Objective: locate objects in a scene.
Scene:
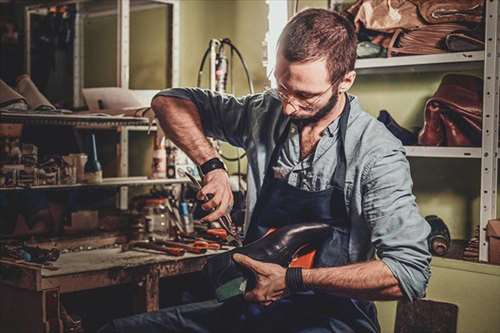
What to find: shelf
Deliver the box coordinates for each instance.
[0,111,150,128]
[404,146,481,158]
[0,177,189,191]
[355,51,484,74]
[432,256,500,277]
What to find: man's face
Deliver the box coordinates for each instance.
[274,52,338,121]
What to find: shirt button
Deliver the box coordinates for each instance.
[290,126,297,134]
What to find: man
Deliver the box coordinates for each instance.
[101,8,431,333]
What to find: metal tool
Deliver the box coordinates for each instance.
[122,241,185,257]
[151,238,207,254]
[184,171,242,246]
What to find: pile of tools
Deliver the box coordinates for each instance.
[125,171,242,257]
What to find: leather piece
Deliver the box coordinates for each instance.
[418,74,483,147]
[347,0,426,33]
[441,113,474,147]
[15,74,55,111]
[204,223,332,301]
[389,23,471,56]
[418,102,444,146]
[410,0,484,24]
[445,30,485,52]
[428,74,483,116]
[377,110,417,145]
[0,79,26,108]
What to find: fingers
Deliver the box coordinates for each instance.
[233,253,267,275]
[197,170,234,223]
[243,290,280,305]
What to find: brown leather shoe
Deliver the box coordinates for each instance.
[418,102,445,146]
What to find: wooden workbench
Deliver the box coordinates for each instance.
[0,246,226,333]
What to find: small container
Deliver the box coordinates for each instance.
[143,198,173,239]
[179,201,194,235]
[152,137,166,179]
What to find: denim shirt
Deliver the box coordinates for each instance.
[154,88,432,302]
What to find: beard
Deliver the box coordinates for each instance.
[292,88,341,126]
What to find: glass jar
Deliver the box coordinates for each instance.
[142,198,174,239]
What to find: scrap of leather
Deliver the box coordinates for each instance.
[445,30,485,52]
[15,74,55,111]
[409,0,484,24]
[441,113,474,147]
[389,23,471,56]
[203,223,331,301]
[428,74,482,117]
[347,0,426,33]
[0,79,26,108]
[419,74,483,147]
[418,102,444,146]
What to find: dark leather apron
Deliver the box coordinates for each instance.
[244,100,380,333]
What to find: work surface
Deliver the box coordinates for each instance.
[42,247,228,277]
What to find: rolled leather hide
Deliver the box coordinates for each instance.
[410,0,484,25]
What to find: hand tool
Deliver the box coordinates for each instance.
[151,239,207,254]
[179,236,225,250]
[123,241,185,257]
[184,171,242,246]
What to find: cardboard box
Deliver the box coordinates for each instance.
[487,219,500,265]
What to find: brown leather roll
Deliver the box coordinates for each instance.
[15,74,55,111]
[389,23,470,56]
[410,0,484,25]
[0,79,26,108]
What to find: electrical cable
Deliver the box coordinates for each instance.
[196,38,254,192]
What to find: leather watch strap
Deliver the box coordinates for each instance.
[199,157,226,175]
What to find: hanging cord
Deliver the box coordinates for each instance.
[196,38,255,193]
[295,0,300,14]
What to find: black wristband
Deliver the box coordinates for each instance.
[199,157,226,176]
[285,267,304,292]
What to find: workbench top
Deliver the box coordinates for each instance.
[41,247,230,277]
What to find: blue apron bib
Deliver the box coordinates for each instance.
[244,99,380,333]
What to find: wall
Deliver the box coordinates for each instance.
[84,4,170,89]
[83,1,500,331]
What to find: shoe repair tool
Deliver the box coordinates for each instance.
[0,243,60,264]
[184,171,242,246]
[179,235,225,250]
[150,238,207,254]
[122,241,185,257]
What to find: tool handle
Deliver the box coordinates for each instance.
[206,228,228,240]
[156,240,207,254]
[135,242,186,256]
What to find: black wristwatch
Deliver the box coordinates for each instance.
[199,157,227,176]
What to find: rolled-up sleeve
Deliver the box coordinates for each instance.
[361,148,432,302]
[154,88,257,149]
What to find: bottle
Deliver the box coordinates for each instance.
[425,215,451,256]
[152,137,166,179]
[179,201,194,235]
[84,133,102,184]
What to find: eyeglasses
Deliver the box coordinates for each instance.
[269,68,335,112]
[276,82,334,112]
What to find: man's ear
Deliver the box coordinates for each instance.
[338,71,356,93]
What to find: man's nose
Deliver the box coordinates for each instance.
[282,101,297,116]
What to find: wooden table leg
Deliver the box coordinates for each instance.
[132,270,160,314]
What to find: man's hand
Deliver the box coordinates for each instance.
[233,253,287,306]
[198,169,233,222]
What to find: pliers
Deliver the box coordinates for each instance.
[184,171,243,246]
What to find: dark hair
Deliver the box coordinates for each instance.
[279,8,357,83]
